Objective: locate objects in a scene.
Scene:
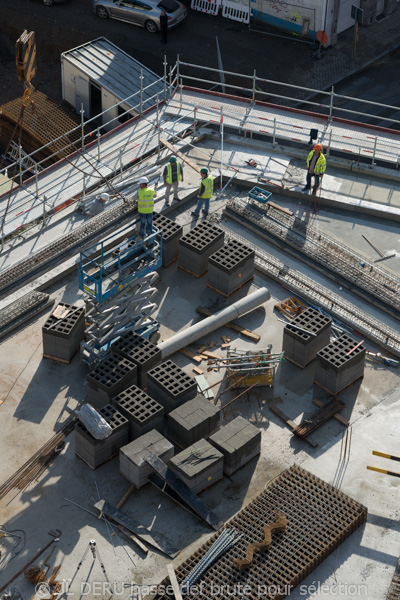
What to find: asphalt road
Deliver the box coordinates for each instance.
[1,0,315,106]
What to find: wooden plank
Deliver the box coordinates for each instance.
[167,564,183,600]
[179,348,203,363]
[146,454,223,530]
[196,306,260,341]
[198,345,207,354]
[116,484,135,510]
[202,350,223,359]
[312,398,349,426]
[117,525,149,554]
[269,406,318,448]
[267,201,294,216]
[160,138,201,173]
[193,367,204,375]
[296,398,344,438]
[94,499,180,558]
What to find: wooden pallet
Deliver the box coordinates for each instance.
[162,256,178,268]
[178,265,206,279]
[274,296,307,320]
[313,375,364,396]
[43,352,74,365]
[207,276,254,298]
[270,397,345,447]
[283,355,312,369]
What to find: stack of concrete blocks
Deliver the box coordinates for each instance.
[208,416,261,476]
[152,212,183,267]
[112,384,164,441]
[167,395,220,448]
[282,307,331,368]
[178,221,224,277]
[147,360,198,413]
[169,439,224,494]
[111,331,161,389]
[119,429,174,488]
[314,334,366,395]
[42,303,85,362]
[86,354,137,410]
[207,239,255,296]
[75,404,129,469]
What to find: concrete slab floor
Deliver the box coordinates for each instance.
[0,144,400,599]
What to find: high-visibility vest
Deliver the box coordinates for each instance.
[138,187,155,213]
[306,150,326,175]
[199,176,213,199]
[165,162,182,184]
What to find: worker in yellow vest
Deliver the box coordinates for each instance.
[163,156,184,206]
[137,176,156,238]
[303,143,326,193]
[192,168,214,218]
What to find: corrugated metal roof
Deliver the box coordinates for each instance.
[61,37,165,109]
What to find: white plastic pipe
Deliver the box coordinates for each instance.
[158,287,270,359]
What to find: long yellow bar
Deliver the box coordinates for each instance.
[367,465,400,478]
[372,450,400,462]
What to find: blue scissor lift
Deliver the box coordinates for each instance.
[79,223,162,364]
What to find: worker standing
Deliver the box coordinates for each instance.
[163,156,184,206]
[192,168,213,218]
[160,9,168,44]
[137,176,156,238]
[303,143,326,193]
[89,192,109,218]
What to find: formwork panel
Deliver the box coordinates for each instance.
[152,464,367,600]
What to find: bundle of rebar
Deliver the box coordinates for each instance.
[181,528,242,591]
[0,416,76,500]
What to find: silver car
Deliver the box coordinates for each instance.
[93,0,187,33]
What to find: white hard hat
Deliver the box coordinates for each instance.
[139,176,149,184]
[100,193,109,201]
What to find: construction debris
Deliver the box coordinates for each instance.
[274,296,307,320]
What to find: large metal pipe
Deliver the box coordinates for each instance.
[158,287,270,359]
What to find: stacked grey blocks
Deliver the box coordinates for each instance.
[282,307,331,368]
[209,416,261,476]
[75,404,129,470]
[167,395,220,448]
[119,429,174,488]
[208,239,255,296]
[147,360,197,413]
[178,221,224,277]
[169,439,224,494]
[87,354,137,409]
[152,212,183,266]
[314,333,365,395]
[111,331,161,389]
[112,384,164,440]
[42,303,85,362]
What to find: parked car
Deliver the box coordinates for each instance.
[41,0,68,5]
[93,0,187,32]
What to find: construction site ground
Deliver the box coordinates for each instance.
[0,127,400,599]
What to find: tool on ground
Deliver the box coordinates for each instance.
[245,159,258,167]
[69,540,110,592]
[181,529,242,590]
[0,532,61,594]
[366,350,399,368]
[361,234,385,258]
[248,186,272,204]
[374,253,396,263]
[367,450,400,479]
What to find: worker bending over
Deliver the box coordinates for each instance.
[89,193,109,218]
[192,168,213,218]
[137,176,156,238]
[163,155,183,206]
[303,143,326,194]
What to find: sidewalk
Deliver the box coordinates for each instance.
[298,7,400,95]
